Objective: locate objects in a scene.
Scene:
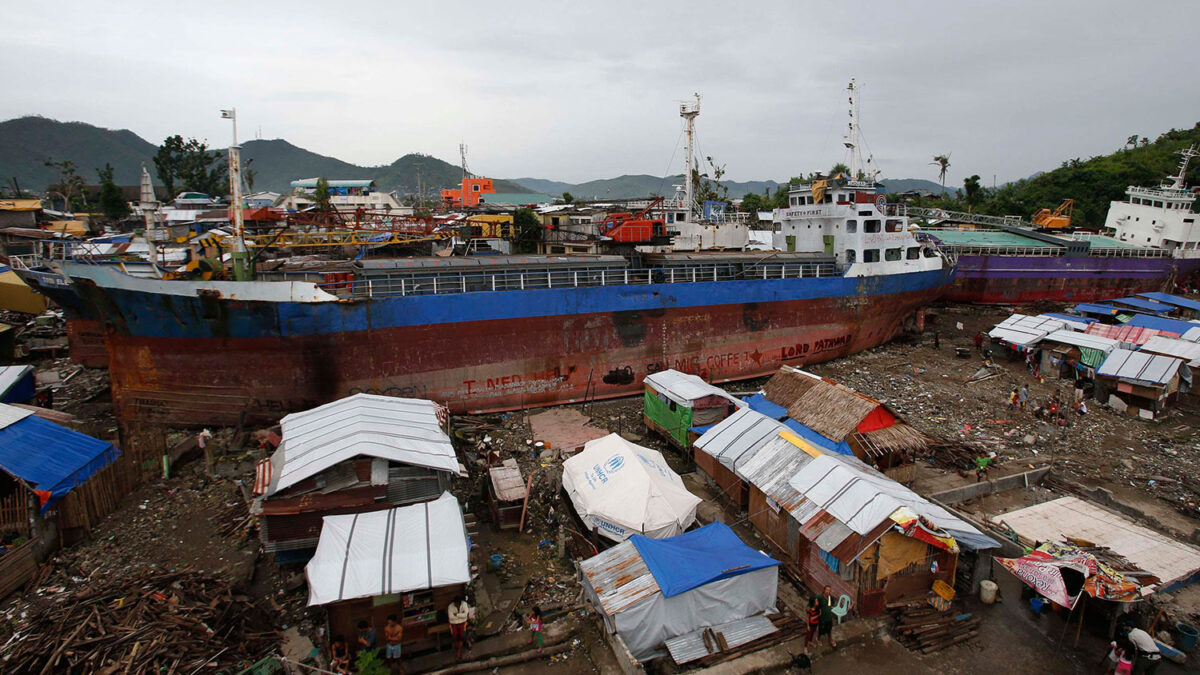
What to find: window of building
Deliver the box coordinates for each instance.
[472,185,480,192]
[864,219,881,233]
[846,220,857,233]
[885,247,902,261]
[863,248,880,262]
[790,197,799,206]
[885,219,903,232]
[845,249,857,263]
[1155,201,1164,208]
[859,210,872,216]
[907,247,921,260]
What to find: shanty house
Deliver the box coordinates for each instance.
[1037,329,1122,380]
[1139,335,1200,367]
[694,408,997,615]
[1094,350,1189,418]
[693,407,791,509]
[253,394,461,559]
[305,492,470,653]
[486,458,526,530]
[987,313,1071,352]
[562,434,700,543]
[642,369,743,448]
[578,522,780,662]
[1138,292,1200,320]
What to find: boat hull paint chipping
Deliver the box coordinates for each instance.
[944,255,1188,305]
[66,264,953,425]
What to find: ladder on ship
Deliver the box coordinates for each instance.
[908,207,1033,229]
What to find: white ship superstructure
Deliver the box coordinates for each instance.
[1105,145,1200,258]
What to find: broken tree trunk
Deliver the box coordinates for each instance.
[424,642,570,675]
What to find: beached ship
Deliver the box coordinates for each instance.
[51,90,954,426]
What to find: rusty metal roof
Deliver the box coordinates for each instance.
[664,614,779,665]
[488,459,526,502]
[579,540,661,615]
[694,408,789,472]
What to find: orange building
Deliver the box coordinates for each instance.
[441,177,495,208]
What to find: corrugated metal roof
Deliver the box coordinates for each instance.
[1073,303,1121,316]
[0,402,33,431]
[1042,329,1120,353]
[992,496,1200,590]
[994,313,1067,334]
[1183,327,1200,343]
[488,459,526,501]
[1096,350,1183,386]
[268,394,456,495]
[1126,314,1200,336]
[644,369,742,407]
[1036,313,1092,331]
[1140,336,1200,366]
[1139,292,1200,313]
[1084,323,1162,345]
[1113,297,1174,313]
[694,408,789,472]
[989,326,1048,347]
[736,435,815,512]
[579,539,661,615]
[665,614,779,664]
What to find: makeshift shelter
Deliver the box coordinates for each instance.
[486,459,526,529]
[562,434,700,543]
[0,403,119,514]
[253,394,460,556]
[988,314,1069,348]
[1112,296,1174,315]
[1071,303,1122,320]
[1038,329,1122,380]
[694,408,791,508]
[997,542,1142,610]
[992,497,1200,594]
[1139,335,1200,367]
[1125,314,1198,336]
[578,522,780,661]
[305,492,470,650]
[1084,322,1164,346]
[642,370,743,448]
[0,366,35,404]
[1040,313,1096,331]
[1138,292,1200,320]
[1094,350,1189,418]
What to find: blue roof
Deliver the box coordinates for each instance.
[0,366,35,404]
[1126,314,1200,335]
[1112,297,1174,314]
[630,522,779,597]
[742,393,787,420]
[1138,292,1200,313]
[1073,303,1120,316]
[781,418,855,456]
[0,412,120,512]
[1041,312,1098,325]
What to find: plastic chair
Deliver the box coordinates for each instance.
[831,594,852,624]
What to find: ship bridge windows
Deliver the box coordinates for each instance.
[863,248,880,263]
[906,247,921,260]
[923,248,938,258]
[1155,201,1164,208]
[845,220,857,233]
[864,219,881,233]
[885,219,903,232]
[885,248,902,261]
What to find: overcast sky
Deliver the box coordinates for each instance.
[4,1,1198,187]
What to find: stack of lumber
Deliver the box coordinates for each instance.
[889,601,980,653]
[689,613,803,668]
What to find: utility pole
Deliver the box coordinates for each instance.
[680,94,700,222]
[222,108,251,281]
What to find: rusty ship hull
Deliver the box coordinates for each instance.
[64,262,953,426]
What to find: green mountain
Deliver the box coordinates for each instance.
[970,124,1200,227]
[507,175,951,200]
[0,116,530,196]
[0,116,157,189]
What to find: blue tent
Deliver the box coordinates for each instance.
[1138,292,1200,313]
[629,521,780,597]
[0,407,120,512]
[1125,314,1200,335]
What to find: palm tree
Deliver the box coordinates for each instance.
[931,154,951,194]
[1126,135,1139,151]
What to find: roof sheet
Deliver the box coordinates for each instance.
[0,199,43,212]
[290,178,375,189]
[488,459,526,501]
[1185,327,1200,343]
[1042,329,1120,353]
[989,313,1071,346]
[1072,303,1121,316]
[578,539,660,615]
[1096,350,1183,386]
[0,405,119,511]
[630,522,779,597]
[644,370,742,407]
[305,492,470,605]
[1084,323,1163,346]
[741,393,788,420]
[1039,313,1096,330]
[665,614,779,665]
[695,408,790,472]
[992,496,1200,590]
[1126,314,1199,336]
[0,365,35,402]
[1112,297,1174,313]
[269,394,456,494]
[1140,336,1200,366]
[1138,292,1200,313]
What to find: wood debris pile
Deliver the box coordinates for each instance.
[1,568,275,673]
[889,601,980,653]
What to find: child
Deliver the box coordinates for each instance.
[330,635,351,675]
[1114,646,1133,675]
[384,615,404,673]
[528,606,544,654]
[804,596,821,655]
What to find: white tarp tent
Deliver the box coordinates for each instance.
[305,492,470,606]
[643,370,745,408]
[562,434,700,542]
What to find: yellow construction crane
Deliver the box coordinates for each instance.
[1031,199,1074,229]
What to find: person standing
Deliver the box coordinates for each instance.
[975,453,991,482]
[356,619,377,652]
[804,596,821,655]
[974,331,985,354]
[1127,625,1162,675]
[448,595,471,661]
[1009,388,1019,410]
[818,585,837,649]
[527,606,545,654]
[932,332,940,350]
[384,615,404,674]
[1019,386,1028,412]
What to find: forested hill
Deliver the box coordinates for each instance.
[970,124,1200,227]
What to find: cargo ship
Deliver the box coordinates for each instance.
[923,146,1200,304]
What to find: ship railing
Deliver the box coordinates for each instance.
[6,254,39,270]
[1087,247,1171,258]
[939,245,1066,257]
[315,262,841,298]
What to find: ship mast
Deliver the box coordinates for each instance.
[680,94,700,222]
[1166,145,1198,190]
[138,163,161,276]
[222,108,251,281]
[844,79,861,179]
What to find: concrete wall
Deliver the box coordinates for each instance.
[926,467,1052,506]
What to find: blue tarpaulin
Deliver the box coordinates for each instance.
[1138,292,1200,313]
[1113,297,1174,314]
[630,521,780,597]
[0,410,120,512]
[1072,303,1121,316]
[742,393,787,420]
[1041,312,1097,325]
[781,418,855,456]
[1126,314,1200,335]
[0,366,35,403]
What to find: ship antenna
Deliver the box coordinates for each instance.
[1167,145,1198,190]
[459,143,471,180]
[843,78,861,179]
[679,93,700,222]
[221,107,251,281]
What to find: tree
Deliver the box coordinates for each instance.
[353,649,388,675]
[244,158,255,192]
[1125,135,1140,151]
[44,158,87,211]
[311,177,332,211]
[829,162,850,178]
[739,192,765,213]
[930,154,951,194]
[560,191,574,204]
[154,135,228,198]
[692,155,730,206]
[512,207,543,254]
[963,174,983,212]
[96,163,130,220]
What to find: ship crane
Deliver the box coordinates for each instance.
[1031,199,1075,230]
[597,197,668,243]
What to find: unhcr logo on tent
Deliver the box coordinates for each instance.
[604,454,625,474]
